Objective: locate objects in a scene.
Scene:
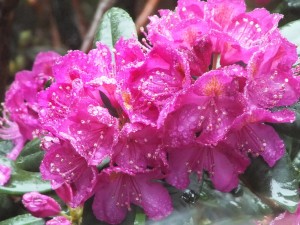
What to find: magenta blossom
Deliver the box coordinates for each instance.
[93,167,172,224]
[40,139,97,208]
[0,51,59,160]
[22,192,61,218]
[115,38,191,125]
[228,108,295,167]
[112,123,167,170]
[5,51,59,140]
[166,143,249,192]
[46,216,71,225]
[159,65,247,146]
[0,164,11,186]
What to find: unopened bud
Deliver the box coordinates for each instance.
[22,192,61,218]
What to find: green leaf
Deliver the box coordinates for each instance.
[164,174,270,225]
[0,194,15,220]
[94,7,137,50]
[0,214,44,225]
[0,156,51,195]
[18,139,41,157]
[16,139,44,172]
[280,19,300,54]
[241,154,299,213]
[0,140,13,156]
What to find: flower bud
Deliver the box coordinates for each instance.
[46,216,71,225]
[0,164,11,186]
[22,192,61,218]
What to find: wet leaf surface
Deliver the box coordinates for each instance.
[0,214,44,225]
[241,154,299,213]
[94,7,137,50]
[0,156,51,195]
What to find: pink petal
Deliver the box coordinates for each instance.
[46,216,71,225]
[136,172,173,220]
[68,98,118,165]
[112,123,166,170]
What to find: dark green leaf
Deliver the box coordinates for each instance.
[18,139,41,157]
[0,140,13,156]
[163,174,269,225]
[0,194,15,220]
[0,214,44,225]
[94,7,137,50]
[241,154,299,213]
[0,156,51,195]
[16,139,44,172]
[276,0,300,26]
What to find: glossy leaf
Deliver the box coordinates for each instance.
[0,157,51,195]
[16,139,44,172]
[280,19,300,54]
[163,174,270,225]
[0,214,44,225]
[18,139,41,157]
[94,7,137,50]
[0,194,15,220]
[241,154,299,213]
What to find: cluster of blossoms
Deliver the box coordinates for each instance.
[1,0,300,224]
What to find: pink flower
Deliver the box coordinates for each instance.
[22,192,61,218]
[0,51,59,159]
[92,167,172,224]
[40,140,97,208]
[147,0,287,67]
[115,38,191,125]
[5,51,59,140]
[112,123,167,170]
[53,43,113,84]
[159,65,246,146]
[166,143,249,192]
[0,164,11,186]
[227,108,295,167]
[66,98,118,166]
[46,216,71,225]
[245,43,300,108]
[37,43,119,162]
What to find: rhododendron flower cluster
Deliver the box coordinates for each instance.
[1,0,300,224]
[0,51,60,160]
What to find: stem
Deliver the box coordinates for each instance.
[80,0,116,53]
[135,0,160,35]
